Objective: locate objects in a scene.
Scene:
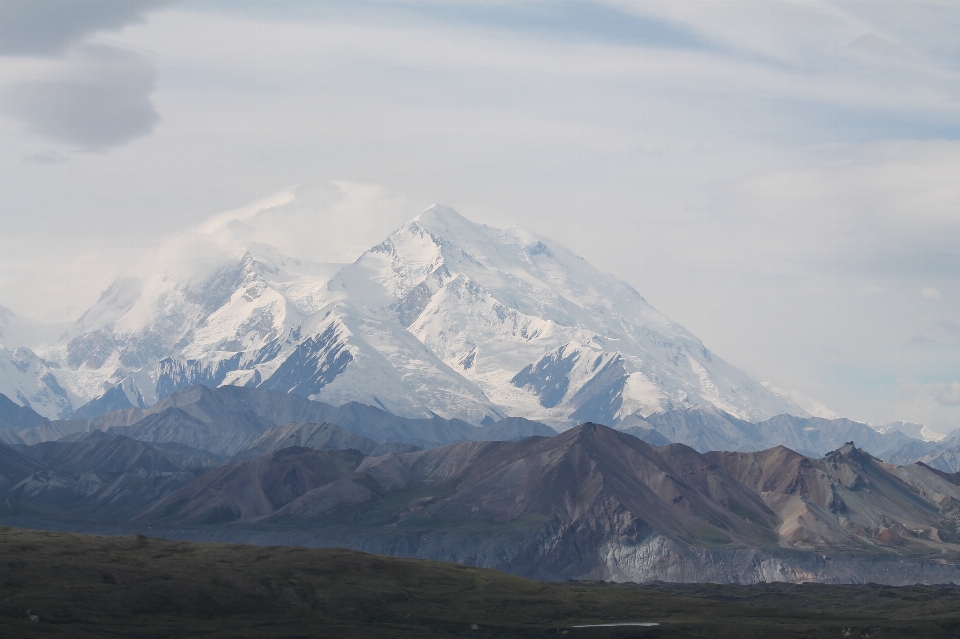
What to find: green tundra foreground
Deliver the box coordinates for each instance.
[2,527,960,638]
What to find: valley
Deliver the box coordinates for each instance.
[4,526,960,638]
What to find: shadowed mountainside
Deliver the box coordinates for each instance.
[0,441,44,490]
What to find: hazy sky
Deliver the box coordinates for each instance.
[1,0,958,430]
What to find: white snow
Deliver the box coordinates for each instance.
[0,204,806,426]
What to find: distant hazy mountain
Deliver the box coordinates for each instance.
[10,386,558,455]
[1,206,803,425]
[880,420,948,442]
[238,422,419,459]
[0,391,49,431]
[624,406,922,460]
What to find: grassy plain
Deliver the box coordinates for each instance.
[2,526,960,638]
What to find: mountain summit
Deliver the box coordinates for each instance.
[5,205,802,425]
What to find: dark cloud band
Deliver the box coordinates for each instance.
[0,0,173,57]
[1,45,159,150]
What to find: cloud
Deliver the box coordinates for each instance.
[0,0,173,56]
[911,320,960,345]
[141,182,412,283]
[22,151,69,165]
[762,383,837,419]
[922,287,942,299]
[936,382,960,406]
[1,44,159,150]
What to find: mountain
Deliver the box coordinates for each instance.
[4,432,214,520]
[17,431,209,475]
[707,444,951,548]
[0,347,72,420]
[12,385,555,455]
[138,447,366,524]
[318,206,801,424]
[0,392,49,431]
[881,420,948,442]
[68,384,147,419]
[0,442,44,491]
[476,417,557,441]
[625,406,763,453]
[238,422,419,459]
[127,423,960,584]
[754,414,918,458]
[621,406,925,461]
[8,422,960,583]
[4,205,803,428]
[0,309,74,420]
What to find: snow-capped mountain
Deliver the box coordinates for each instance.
[6,205,805,426]
[319,206,801,423]
[0,306,74,419]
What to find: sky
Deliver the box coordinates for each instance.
[0,0,958,431]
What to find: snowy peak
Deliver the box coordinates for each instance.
[8,204,805,427]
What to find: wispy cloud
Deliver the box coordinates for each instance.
[938,382,960,406]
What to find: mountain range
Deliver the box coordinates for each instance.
[0,385,557,454]
[0,205,806,428]
[5,383,960,473]
[5,420,960,584]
